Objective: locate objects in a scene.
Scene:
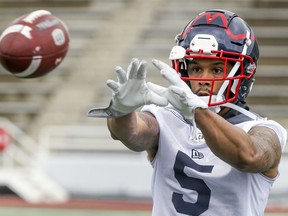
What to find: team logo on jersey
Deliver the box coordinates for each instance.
[193,131,204,142]
[191,149,204,159]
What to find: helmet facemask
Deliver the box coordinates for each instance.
[170,41,256,107]
[170,30,256,110]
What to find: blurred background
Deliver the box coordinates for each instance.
[0,0,287,215]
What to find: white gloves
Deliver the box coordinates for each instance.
[88,58,168,117]
[88,58,207,121]
[148,59,208,123]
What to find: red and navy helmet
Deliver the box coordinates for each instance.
[170,9,259,106]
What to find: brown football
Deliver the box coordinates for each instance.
[0,10,69,78]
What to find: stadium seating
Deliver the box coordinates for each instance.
[0,0,285,137]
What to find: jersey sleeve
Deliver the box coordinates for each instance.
[239,120,287,151]
[256,120,287,151]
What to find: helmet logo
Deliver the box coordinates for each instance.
[182,12,229,38]
[201,12,228,27]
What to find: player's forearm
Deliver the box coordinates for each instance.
[107,112,158,152]
[107,112,140,151]
[195,108,258,170]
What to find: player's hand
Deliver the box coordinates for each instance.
[148,59,208,122]
[88,58,168,118]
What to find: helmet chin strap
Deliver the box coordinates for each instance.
[221,102,259,120]
[199,94,259,120]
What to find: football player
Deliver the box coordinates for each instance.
[88,9,287,216]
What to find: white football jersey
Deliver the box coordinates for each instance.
[141,104,287,216]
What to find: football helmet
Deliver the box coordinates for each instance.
[169,9,259,107]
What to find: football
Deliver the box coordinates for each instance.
[0,10,69,78]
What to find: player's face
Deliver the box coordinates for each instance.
[187,58,233,96]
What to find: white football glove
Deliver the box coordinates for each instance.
[148,59,208,123]
[88,58,168,118]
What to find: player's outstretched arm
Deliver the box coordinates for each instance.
[195,108,283,178]
[107,111,160,160]
[88,58,167,158]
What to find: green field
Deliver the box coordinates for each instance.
[0,207,287,216]
[0,207,150,216]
